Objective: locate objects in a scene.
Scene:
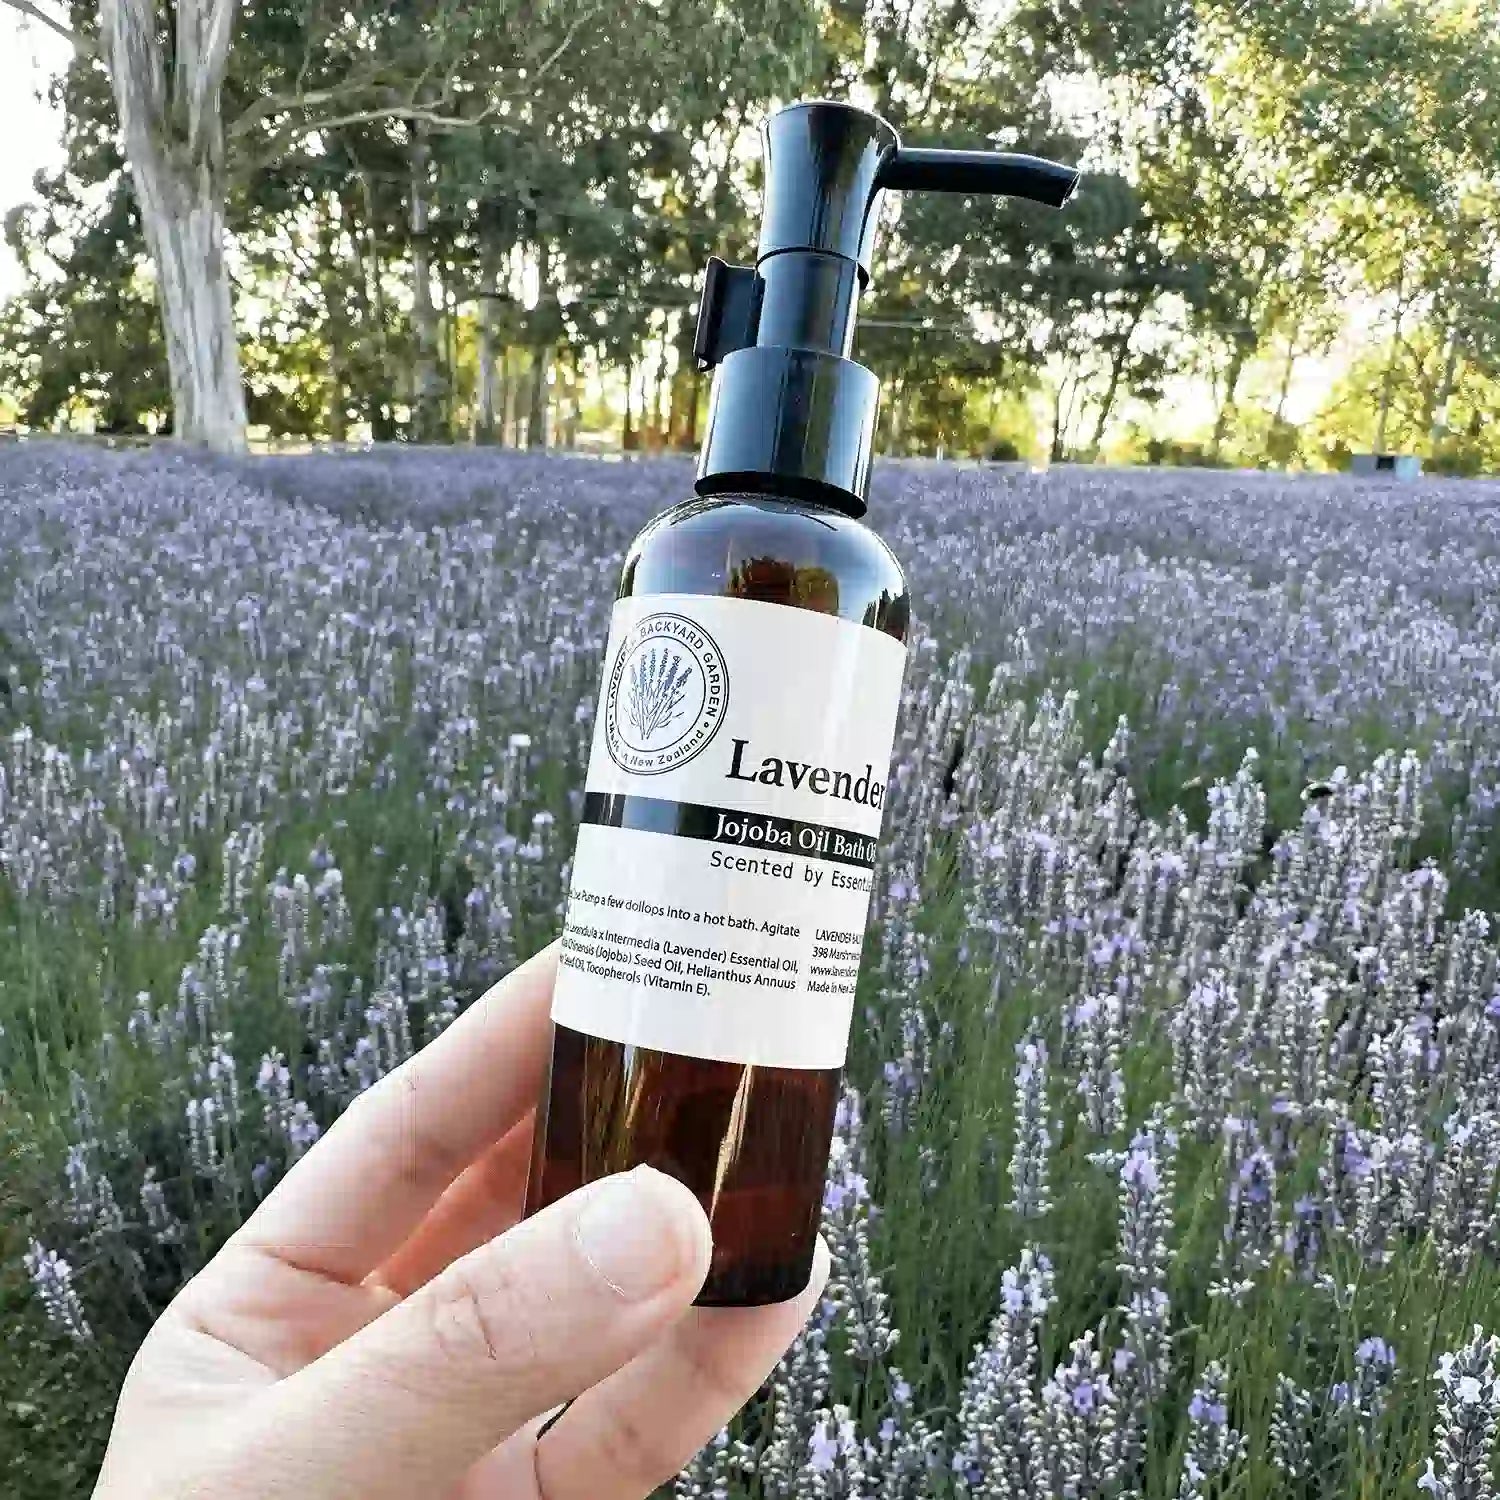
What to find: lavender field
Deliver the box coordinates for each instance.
[8,443,1500,1497]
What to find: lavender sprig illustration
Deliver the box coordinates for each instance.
[627,646,695,741]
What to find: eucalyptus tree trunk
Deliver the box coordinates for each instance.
[1089,300,1147,452]
[100,0,247,451]
[1210,340,1251,461]
[622,355,636,450]
[887,377,906,453]
[1375,271,1410,454]
[562,350,581,449]
[671,310,701,448]
[317,204,349,442]
[648,334,668,449]
[444,262,459,434]
[526,345,550,449]
[1275,342,1298,423]
[475,307,498,443]
[526,244,553,449]
[1427,326,1462,446]
[356,172,397,440]
[408,119,446,442]
[1375,349,1399,453]
[501,347,519,446]
[1049,377,1070,464]
[475,242,502,445]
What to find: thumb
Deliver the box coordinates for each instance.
[246,1167,711,1500]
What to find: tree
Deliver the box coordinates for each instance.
[7,0,247,446]
[4,0,649,449]
[0,36,172,432]
[5,0,1499,464]
[1,176,170,432]
[1216,0,1500,456]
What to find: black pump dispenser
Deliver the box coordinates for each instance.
[694,100,1080,515]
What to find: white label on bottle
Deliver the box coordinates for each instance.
[552,592,907,1069]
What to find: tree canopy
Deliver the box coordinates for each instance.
[3,0,1499,469]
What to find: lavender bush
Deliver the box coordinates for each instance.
[7,442,1500,1497]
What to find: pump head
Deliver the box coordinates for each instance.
[694,99,1080,515]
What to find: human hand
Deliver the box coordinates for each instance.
[94,943,828,1499]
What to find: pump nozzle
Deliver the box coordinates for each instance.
[877,147,1080,208]
[695,99,1080,514]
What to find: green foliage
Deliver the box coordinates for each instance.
[1314,328,1500,472]
[1,176,169,434]
[2,0,1500,466]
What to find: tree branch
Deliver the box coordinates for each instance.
[235,102,516,176]
[178,0,239,159]
[230,4,599,152]
[526,7,598,87]
[1,0,95,55]
[231,77,396,138]
[226,0,597,177]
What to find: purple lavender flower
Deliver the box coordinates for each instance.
[1420,1327,1500,1500]
[953,1249,1054,1497]
[1270,1375,1314,1479]
[24,1240,91,1342]
[1115,1122,1175,1478]
[1171,973,1242,1139]
[1008,1030,1053,1219]
[1178,1363,1245,1499]
[1072,991,1126,1136]
[1038,1329,1122,1499]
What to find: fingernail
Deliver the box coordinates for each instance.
[574,1167,706,1300]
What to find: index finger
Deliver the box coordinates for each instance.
[226,942,558,1284]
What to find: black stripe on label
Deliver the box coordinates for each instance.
[581,791,880,869]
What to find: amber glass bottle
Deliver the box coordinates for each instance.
[525,493,909,1304]
[520,101,1075,1304]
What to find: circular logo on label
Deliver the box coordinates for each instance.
[604,612,729,775]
